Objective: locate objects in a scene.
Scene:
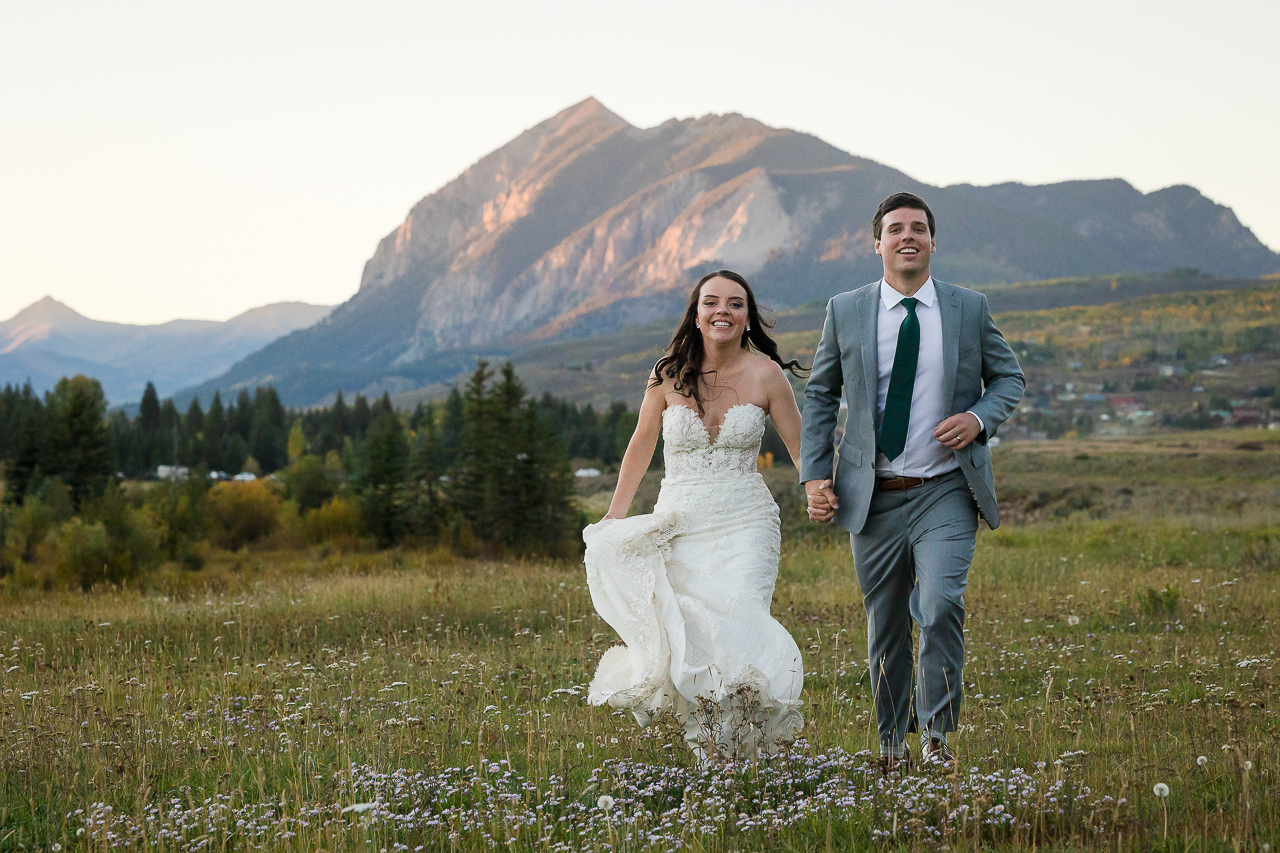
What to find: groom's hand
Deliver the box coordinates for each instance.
[804,479,837,524]
[934,412,981,450]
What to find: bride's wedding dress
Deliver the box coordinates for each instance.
[584,403,804,758]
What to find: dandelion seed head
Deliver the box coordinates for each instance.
[1153,783,1169,797]
[1197,756,1208,766]
[597,795,615,811]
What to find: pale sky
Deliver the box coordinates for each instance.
[2,1,1277,325]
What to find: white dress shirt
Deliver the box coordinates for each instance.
[874,278,981,478]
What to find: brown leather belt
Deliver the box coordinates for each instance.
[876,475,936,492]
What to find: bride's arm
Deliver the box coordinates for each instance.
[763,361,804,468]
[604,373,667,520]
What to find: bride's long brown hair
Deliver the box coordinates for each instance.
[650,269,808,414]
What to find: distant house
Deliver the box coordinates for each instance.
[1232,408,1264,427]
[1108,396,1143,418]
[574,468,602,478]
[232,472,257,482]
[156,465,189,480]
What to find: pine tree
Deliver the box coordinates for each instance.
[204,392,226,473]
[440,387,465,470]
[137,382,162,472]
[404,402,444,540]
[360,410,409,545]
[232,390,254,443]
[249,387,287,473]
[450,361,497,543]
[44,375,112,510]
[183,397,204,467]
[4,383,44,501]
[352,394,372,441]
[158,399,181,466]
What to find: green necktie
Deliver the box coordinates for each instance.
[878,296,919,462]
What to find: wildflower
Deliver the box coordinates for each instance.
[342,803,376,814]
[1153,783,1169,797]
[1243,760,1253,771]
[52,845,62,852]
[77,829,84,837]
[597,795,615,811]
[576,742,585,750]
[1197,756,1208,766]
[1066,615,1080,627]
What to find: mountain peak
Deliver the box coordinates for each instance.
[550,97,629,133]
[7,295,81,322]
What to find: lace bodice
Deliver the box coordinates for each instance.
[662,403,766,481]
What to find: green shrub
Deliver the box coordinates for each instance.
[55,518,111,590]
[207,480,281,550]
[78,481,161,588]
[4,496,58,568]
[145,475,211,562]
[280,454,337,511]
[299,496,365,549]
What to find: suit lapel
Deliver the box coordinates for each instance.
[938,280,961,409]
[856,284,880,416]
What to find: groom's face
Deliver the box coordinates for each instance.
[875,207,935,280]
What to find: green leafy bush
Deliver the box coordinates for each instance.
[281,454,336,511]
[207,480,281,550]
[55,518,111,590]
[299,496,366,549]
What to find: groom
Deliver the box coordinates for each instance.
[800,192,1024,770]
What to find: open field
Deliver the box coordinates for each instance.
[2,431,1278,850]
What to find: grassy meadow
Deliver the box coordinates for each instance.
[2,430,1278,851]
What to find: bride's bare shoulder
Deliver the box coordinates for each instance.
[747,352,787,379]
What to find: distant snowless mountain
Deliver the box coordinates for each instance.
[182,97,1279,407]
[0,298,331,405]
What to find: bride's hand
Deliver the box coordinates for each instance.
[804,479,837,524]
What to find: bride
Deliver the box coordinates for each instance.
[584,269,809,759]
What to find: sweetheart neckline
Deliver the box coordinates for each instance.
[663,402,765,448]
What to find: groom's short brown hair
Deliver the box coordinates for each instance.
[872,192,936,240]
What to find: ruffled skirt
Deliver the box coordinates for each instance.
[584,472,804,758]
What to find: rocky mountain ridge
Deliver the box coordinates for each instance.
[184,97,1280,406]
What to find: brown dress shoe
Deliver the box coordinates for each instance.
[879,744,911,776]
[923,737,956,766]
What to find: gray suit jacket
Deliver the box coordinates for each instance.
[800,280,1025,533]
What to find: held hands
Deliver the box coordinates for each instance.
[934,412,981,450]
[805,479,838,524]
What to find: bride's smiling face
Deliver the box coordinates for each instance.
[697,277,749,345]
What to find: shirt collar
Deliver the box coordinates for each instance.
[880,277,936,311]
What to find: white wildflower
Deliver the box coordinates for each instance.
[1066,615,1080,627]
[1197,755,1208,766]
[597,794,615,811]
[1153,782,1169,797]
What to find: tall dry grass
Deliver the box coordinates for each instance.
[1,432,1278,850]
